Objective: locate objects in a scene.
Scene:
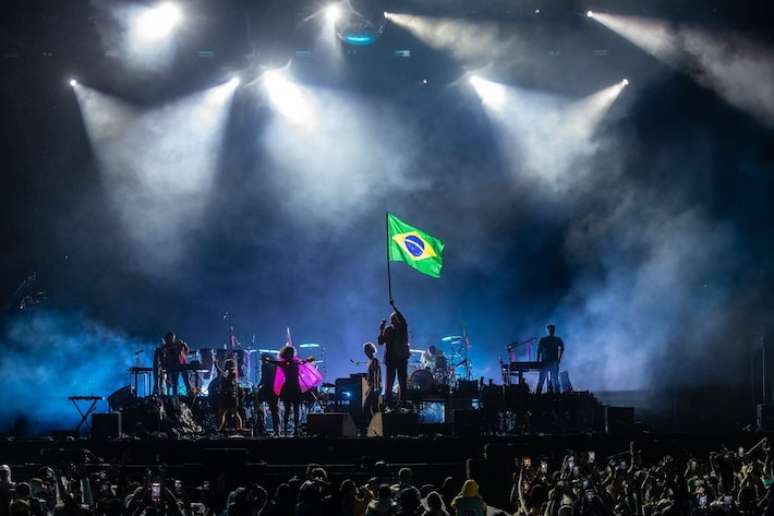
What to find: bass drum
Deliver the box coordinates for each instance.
[409,369,435,394]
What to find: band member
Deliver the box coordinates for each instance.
[536,324,564,394]
[215,359,244,431]
[363,342,381,427]
[264,346,318,436]
[378,300,410,408]
[421,345,449,384]
[160,332,191,396]
[420,345,438,370]
[257,353,280,437]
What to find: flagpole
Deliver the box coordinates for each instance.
[386,211,393,304]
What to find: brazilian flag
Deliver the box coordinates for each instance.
[387,212,445,278]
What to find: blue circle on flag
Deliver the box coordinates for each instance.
[404,235,425,257]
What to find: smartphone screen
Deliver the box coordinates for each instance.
[151,483,161,502]
[588,451,595,463]
[541,461,548,473]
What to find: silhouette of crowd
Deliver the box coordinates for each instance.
[3,437,774,516]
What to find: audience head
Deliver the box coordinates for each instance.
[398,467,413,484]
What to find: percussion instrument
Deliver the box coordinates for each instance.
[409,369,435,394]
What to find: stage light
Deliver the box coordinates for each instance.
[622,78,629,86]
[135,2,182,43]
[469,75,506,112]
[334,1,386,46]
[325,4,342,22]
[587,10,594,17]
[262,70,316,127]
[229,76,241,87]
[69,79,78,87]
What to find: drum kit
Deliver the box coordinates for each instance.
[407,333,473,395]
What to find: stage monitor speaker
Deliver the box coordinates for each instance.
[91,412,121,440]
[605,406,634,434]
[453,409,482,437]
[307,412,358,438]
[367,411,419,437]
[334,375,367,424]
[107,385,135,411]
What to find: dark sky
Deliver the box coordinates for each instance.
[2,0,774,430]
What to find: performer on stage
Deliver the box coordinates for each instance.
[363,342,381,427]
[160,332,191,396]
[378,300,410,408]
[257,352,280,437]
[421,345,449,385]
[420,345,439,370]
[536,324,564,394]
[264,346,321,436]
[215,359,244,432]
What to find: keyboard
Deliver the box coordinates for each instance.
[504,361,542,372]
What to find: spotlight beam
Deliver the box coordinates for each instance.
[590,11,774,127]
[262,70,317,128]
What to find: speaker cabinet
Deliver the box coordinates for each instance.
[307,412,358,437]
[107,385,135,411]
[91,412,122,440]
[367,411,419,437]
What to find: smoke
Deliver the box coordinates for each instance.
[261,84,432,222]
[558,196,740,391]
[385,13,524,62]
[471,78,628,190]
[74,82,237,277]
[0,311,146,434]
[591,12,774,127]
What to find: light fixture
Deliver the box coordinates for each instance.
[325,4,342,22]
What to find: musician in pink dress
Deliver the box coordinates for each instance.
[263,345,323,436]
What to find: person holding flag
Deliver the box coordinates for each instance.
[378,300,410,408]
[379,212,445,408]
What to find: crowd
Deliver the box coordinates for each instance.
[2,438,774,516]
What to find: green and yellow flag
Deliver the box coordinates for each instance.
[387,212,445,278]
